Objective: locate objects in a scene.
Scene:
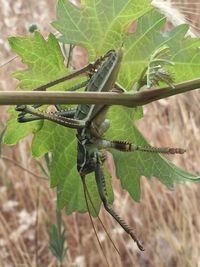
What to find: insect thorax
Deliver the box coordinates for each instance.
[76,125,106,175]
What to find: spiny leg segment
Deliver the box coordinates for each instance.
[93,139,186,251]
[94,159,144,251]
[82,176,120,256]
[97,140,186,155]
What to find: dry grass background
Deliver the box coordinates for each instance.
[0,1,200,266]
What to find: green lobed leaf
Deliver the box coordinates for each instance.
[169,36,200,82]
[4,1,200,215]
[4,32,84,145]
[3,32,102,215]
[52,0,152,58]
[119,10,200,89]
[107,10,200,197]
[120,11,189,89]
[9,32,68,90]
[106,106,200,201]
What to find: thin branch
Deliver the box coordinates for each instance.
[0,78,199,107]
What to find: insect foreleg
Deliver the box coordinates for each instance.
[17,107,77,123]
[94,160,144,251]
[17,114,45,123]
[33,48,112,92]
[97,140,186,154]
[34,65,93,91]
[16,105,85,129]
[67,79,90,92]
[31,79,89,111]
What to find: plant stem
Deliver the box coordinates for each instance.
[0,78,200,107]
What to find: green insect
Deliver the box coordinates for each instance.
[15,47,185,252]
[136,45,175,90]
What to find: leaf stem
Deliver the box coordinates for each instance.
[0,78,200,107]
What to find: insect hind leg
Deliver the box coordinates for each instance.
[94,161,144,251]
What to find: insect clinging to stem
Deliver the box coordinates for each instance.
[15,47,186,252]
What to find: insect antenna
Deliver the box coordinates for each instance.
[0,56,19,69]
[81,175,111,267]
[83,178,120,256]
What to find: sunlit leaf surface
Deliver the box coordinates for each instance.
[4,0,200,214]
